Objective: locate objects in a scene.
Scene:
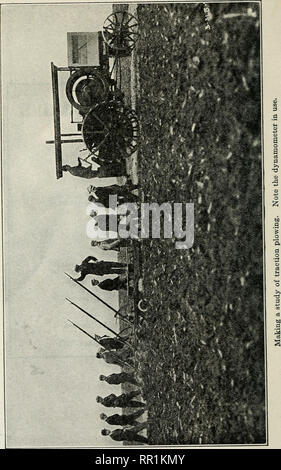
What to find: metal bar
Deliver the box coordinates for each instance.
[98,31,103,65]
[58,66,100,72]
[46,139,84,144]
[57,66,72,71]
[61,133,82,137]
[68,320,135,369]
[68,320,104,347]
[50,63,63,179]
[70,69,74,124]
[67,318,133,351]
[110,56,118,78]
[65,273,133,326]
[71,103,74,124]
[60,139,84,143]
[99,31,109,70]
[66,298,120,337]
[66,298,133,348]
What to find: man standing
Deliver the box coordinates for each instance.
[100,410,144,426]
[88,209,118,234]
[96,351,124,367]
[74,256,127,281]
[96,348,133,367]
[98,346,132,362]
[91,146,127,177]
[91,277,128,292]
[96,391,145,408]
[101,423,148,444]
[95,334,129,351]
[99,372,139,386]
[91,239,129,251]
[62,157,100,179]
[88,183,139,206]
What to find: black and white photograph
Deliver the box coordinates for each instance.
[1,1,267,448]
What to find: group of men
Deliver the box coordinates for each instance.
[74,254,135,296]
[65,153,138,292]
[66,155,147,443]
[74,179,138,290]
[97,373,148,444]
[94,333,147,443]
[83,332,147,443]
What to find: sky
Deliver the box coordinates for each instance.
[1,2,126,448]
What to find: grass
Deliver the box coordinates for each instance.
[133,3,265,445]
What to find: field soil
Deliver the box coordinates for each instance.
[132,3,265,445]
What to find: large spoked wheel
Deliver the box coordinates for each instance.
[82,101,139,157]
[65,69,110,113]
[102,11,139,55]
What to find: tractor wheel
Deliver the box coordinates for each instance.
[65,69,109,112]
[82,100,139,157]
[102,11,139,56]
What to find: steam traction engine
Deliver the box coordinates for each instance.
[47,11,139,179]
